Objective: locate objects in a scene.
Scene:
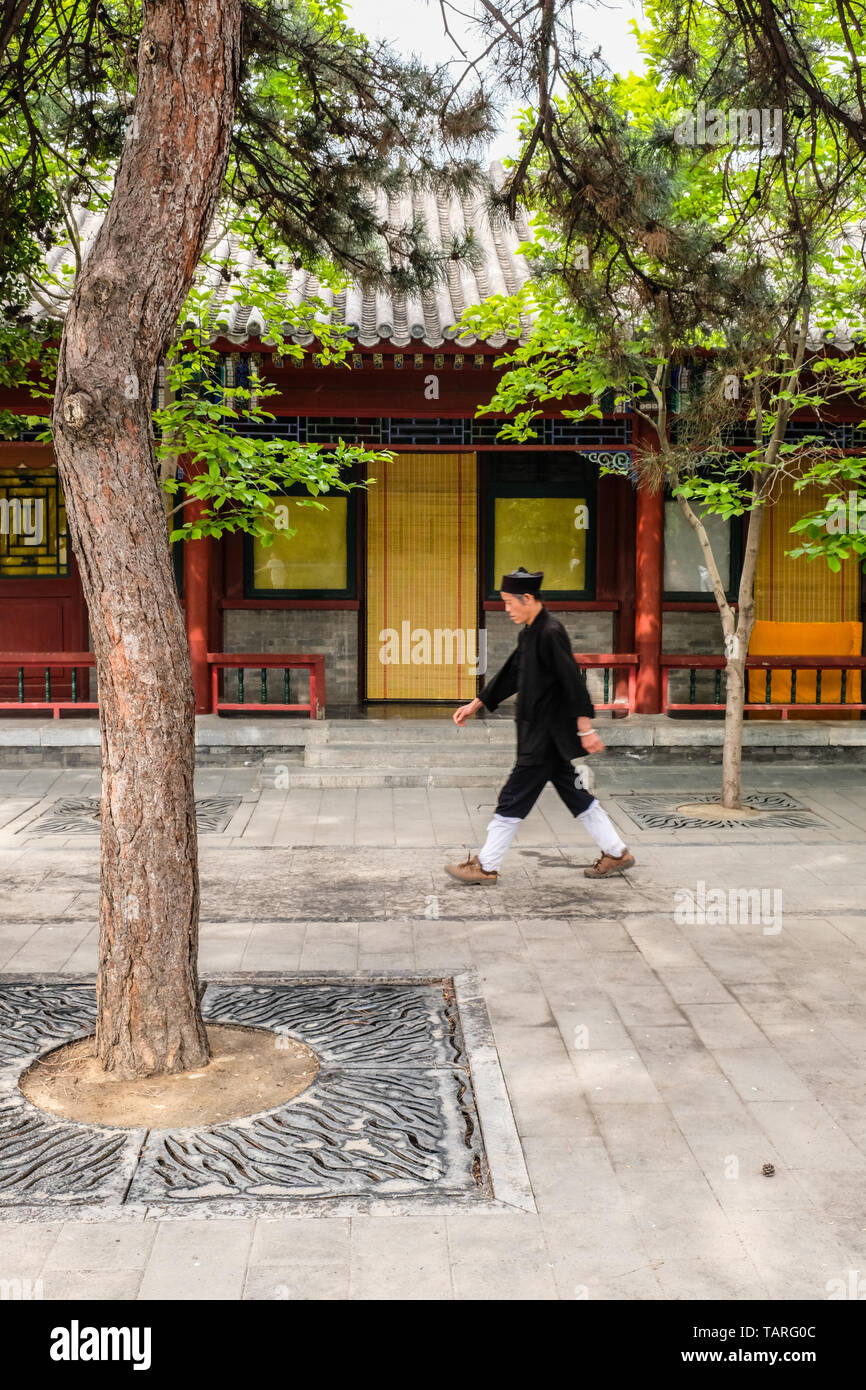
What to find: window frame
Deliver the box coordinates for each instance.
[662,492,742,602]
[243,487,357,600]
[0,467,70,580]
[484,478,598,600]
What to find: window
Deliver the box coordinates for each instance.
[664,498,738,599]
[245,493,355,598]
[485,455,596,599]
[0,469,68,577]
[494,496,590,593]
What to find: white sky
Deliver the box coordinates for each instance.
[345,0,647,158]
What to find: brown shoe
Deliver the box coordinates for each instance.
[445,854,498,886]
[584,850,635,878]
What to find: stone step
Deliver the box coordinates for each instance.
[305,720,516,745]
[274,765,596,790]
[305,741,516,768]
[274,768,509,788]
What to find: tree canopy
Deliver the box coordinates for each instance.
[0,0,499,536]
[0,0,494,310]
[453,0,866,806]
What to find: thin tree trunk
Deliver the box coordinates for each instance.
[721,652,746,808]
[661,322,808,812]
[51,1,242,1078]
[721,494,766,807]
[719,320,811,805]
[674,488,747,805]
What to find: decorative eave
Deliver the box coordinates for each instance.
[26,162,535,352]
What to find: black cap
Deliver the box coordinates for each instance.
[500,567,543,595]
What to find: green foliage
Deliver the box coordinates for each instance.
[0,2,134,307]
[157,257,390,543]
[0,317,56,440]
[1,238,392,541]
[788,448,866,567]
[464,3,866,590]
[0,1,493,313]
[643,0,866,159]
[0,0,493,555]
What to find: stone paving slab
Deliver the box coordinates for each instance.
[0,764,864,1299]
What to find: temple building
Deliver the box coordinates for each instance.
[0,173,863,720]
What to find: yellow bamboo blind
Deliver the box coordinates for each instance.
[366,453,478,700]
[756,480,860,622]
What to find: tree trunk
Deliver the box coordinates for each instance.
[51,2,242,1078]
[673,489,747,808]
[720,494,765,809]
[721,650,746,808]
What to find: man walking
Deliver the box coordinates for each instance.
[445,567,634,884]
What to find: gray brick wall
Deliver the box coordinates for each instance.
[482,609,616,709]
[663,611,724,707]
[663,611,723,655]
[223,610,358,706]
[221,607,619,710]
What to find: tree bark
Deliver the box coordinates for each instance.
[721,496,765,808]
[720,651,746,808]
[51,1,242,1078]
[674,489,746,806]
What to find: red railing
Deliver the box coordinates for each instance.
[2,649,861,723]
[574,653,638,712]
[0,653,97,718]
[207,653,325,718]
[661,654,866,718]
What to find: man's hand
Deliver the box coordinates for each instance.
[578,718,604,755]
[454,697,482,727]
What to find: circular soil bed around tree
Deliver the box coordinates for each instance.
[674,802,765,821]
[19,1025,319,1128]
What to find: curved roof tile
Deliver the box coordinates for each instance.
[26,163,531,350]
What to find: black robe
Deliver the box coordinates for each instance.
[479,606,595,765]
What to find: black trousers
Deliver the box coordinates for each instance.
[494,750,595,820]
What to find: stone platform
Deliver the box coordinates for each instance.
[0,713,864,779]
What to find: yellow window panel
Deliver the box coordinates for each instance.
[252,497,348,592]
[494,496,588,592]
[756,480,859,623]
[0,469,67,578]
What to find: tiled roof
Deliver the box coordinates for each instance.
[27,162,533,351]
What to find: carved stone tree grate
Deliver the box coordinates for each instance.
[0,979,490,1214]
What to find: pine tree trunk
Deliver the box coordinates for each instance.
[51,2,242,1078]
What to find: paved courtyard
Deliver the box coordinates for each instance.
[1,759,865,1300]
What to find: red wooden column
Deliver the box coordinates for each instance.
[612,474,636,713]
[634,478,664,713]
[183,494,214,715]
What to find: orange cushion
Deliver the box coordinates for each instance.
[747,621,862,719]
